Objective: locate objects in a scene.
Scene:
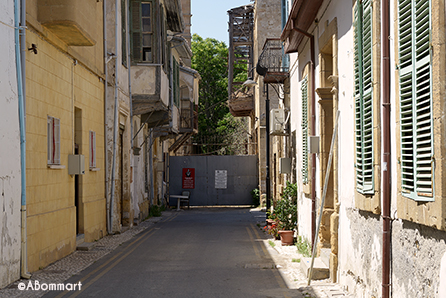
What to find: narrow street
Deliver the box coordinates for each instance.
[42,208,302,298]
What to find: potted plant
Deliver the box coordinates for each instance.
[274,182,297,245]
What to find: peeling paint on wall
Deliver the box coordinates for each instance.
[0,0,21,287]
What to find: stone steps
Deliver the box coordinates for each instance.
[300,248,331,280]
[76,234,97,251]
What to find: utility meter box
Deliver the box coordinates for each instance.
[270,109,288,136]
[68,155,85,175]
[279,158,292,174]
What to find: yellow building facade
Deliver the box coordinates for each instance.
[25,0,106,272]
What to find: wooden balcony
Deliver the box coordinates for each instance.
[228,89,254,117]
[132,65,171,128]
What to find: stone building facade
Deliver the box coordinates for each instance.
[282,0,446,296]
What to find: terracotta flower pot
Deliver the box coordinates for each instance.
[266,219,274,230]
[279,230,294,246]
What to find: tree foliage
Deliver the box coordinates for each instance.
[191,34,248,155]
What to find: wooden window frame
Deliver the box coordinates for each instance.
[89,130,96,169]
[354,0,374,195]
[47,116,61,165]
[301,75,309,185]
[130,0,156,63]
[398,0,434,202]
[173,57,180,107]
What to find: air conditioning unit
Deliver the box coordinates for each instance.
[270,108,289,136]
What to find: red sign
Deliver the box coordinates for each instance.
[182,168,195,189]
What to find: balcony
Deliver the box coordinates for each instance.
[228,88,254,117]
[178,66,199,133]
[227,4,254,117]
[179,102,198,133]
[37,0,96,46]
[256,39,289,84]
[132,65,170,128]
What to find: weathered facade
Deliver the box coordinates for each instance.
[0,0,199,285]
[128,0,199,210]
[281,0,446,296]
[24,0,107,271]
[0,1,22,287]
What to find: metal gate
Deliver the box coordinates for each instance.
[169,155,258,206]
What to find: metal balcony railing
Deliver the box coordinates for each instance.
[257,39,289,83]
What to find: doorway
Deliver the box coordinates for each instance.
[74,107,83,235]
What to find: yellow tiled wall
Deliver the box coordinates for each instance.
[25,17,105,271]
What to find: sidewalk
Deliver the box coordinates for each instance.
[250,208,353,298]
[0,213,168,298]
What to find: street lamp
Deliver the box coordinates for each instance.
[242,78,257,88]
[255,64,271,212]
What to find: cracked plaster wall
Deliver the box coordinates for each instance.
[0,0,21,287]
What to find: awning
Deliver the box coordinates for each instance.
[280,0,323,53]
[171,36,193,60]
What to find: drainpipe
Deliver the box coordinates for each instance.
[291,25,316,248]
[103,0,110,233]
[149,129,154,206]
[15,0,31,280]
[266,84,271,211]
[127,1,135,222]
[128,3,133,150]
[109,0,120,234]
[382,0,391,297]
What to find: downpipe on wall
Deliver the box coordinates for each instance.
[109,0,120,234]
[382,0,392,297]
[15,0,31,279]
[103,0,110,234]
[291,24,316,248]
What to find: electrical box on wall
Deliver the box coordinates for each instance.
[279,158,292,174]
[309,136,320,154]
[270,109,289,136]
[68,155,85,175]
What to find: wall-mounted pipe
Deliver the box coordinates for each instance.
[109,0,120,234]
[15,0,31,279]
[103,0,111,234]
[382,0,391,296]
[291,24,316,248]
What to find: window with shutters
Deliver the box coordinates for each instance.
[130,0,155,63]
[398,0,433,201]
[354,0,374,194]
[47,116,61,165]
[173,57,180,107]
[301,75,309,184]
[89,131,96,169]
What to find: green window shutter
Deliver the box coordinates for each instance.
[398,0,433,201]
[354,0,374,194]
[301,76,308,184]
[173,57,180,107]
[131,1,141,62]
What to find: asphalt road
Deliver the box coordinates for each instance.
[43,208,303,298]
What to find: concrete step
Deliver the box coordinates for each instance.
[76,234,85,246]
[76,242,97,251]
[300,257,329,280]
[320,248,331,267]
